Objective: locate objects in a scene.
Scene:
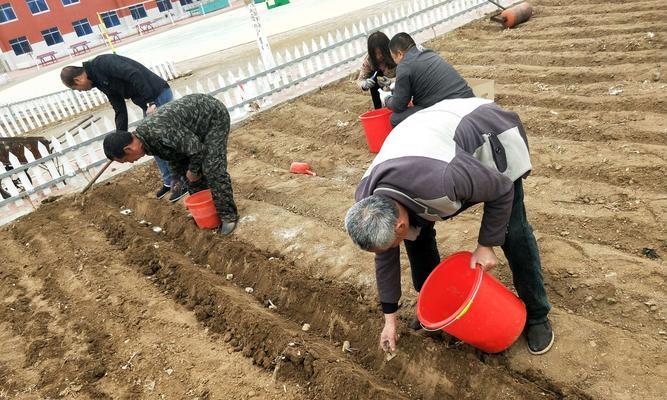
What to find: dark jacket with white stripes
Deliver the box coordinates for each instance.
[354,97,533,310]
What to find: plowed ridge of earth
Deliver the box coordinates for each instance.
[2,0,666,398]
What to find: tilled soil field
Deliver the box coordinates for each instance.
[2,0,666,398]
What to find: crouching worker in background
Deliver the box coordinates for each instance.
[345,97,553,355]
[102,93,239,235]
[357,31,397,109]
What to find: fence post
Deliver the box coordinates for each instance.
[37,141,65,189]
[293,47,306,78]
[38,99,56,124]
[24,103,40,129]
[8,152,37,203]
[0,161,24,206]
[23,146,51,196]
[9,107,28,133]
[63,130,88,177]
[195,80,205,93]
[207,77,217,93]
[50,136,88,188]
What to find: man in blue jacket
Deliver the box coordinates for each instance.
[60,54,186,202]
[345,97,553,355]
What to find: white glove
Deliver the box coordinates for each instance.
[378,89,392,107]
[360,78,376,91]
[377,76,390,87]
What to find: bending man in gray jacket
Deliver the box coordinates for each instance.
[384,32,474,127]
[345,98,553,355]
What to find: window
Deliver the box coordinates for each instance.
[41,27,63,46]
[157,0,172,12]
[9,36,31,55]
[72,18,92,36]
[179,0,193,5]
[129,4,147,20]
[62,0,79,5]
[26,0,49,14]
[0,3,17,23]
[100,11,120,28]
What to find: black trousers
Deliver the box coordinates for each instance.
[368,71,383,109]
[406,180,551,325]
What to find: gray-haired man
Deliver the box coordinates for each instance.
[345,97,553,355]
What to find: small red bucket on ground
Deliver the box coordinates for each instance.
[359,108,393,153]
[184,189,221,229]
[417,251,526,353]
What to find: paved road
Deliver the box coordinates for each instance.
[1,0,387,103]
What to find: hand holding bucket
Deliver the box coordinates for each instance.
[290,162,316,176]
[416,251,527,353]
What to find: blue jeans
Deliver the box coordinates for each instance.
[146,88,174,186]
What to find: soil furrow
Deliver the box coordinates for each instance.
[536,1,667,16]
[433,32,665,53]
[445,50,664,68]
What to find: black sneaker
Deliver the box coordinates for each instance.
[156,185,170,199]
[526,320,555,355]
[168,181,188,203]
[409,317,423,331]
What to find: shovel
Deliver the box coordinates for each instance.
[289,162,316,176]
[81,159,113,194]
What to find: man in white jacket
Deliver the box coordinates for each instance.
[345,97,553,355]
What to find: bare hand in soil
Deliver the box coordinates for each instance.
[470,245,498,271]
[380,314,398,353]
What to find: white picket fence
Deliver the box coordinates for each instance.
[0,0,510,225]
[0,61,180,138]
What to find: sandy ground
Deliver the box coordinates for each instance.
[1,0,666,398]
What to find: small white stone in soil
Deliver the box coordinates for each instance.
[120,209,132,215]
[152,226,163,233]
[245,287,254,293]
[226,274,234,280]
[301,323,311,332]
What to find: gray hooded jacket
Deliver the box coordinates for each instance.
[354,97,532,307]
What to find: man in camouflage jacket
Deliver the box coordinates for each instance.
[102,93,238,234]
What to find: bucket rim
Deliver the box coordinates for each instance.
[358,107,392,120]
[184,189,213,207]
[416,251,484,331]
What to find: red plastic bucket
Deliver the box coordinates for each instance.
[417,251,527,353]
[358,108,393,153]
[184,189,221,229]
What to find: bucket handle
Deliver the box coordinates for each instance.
[420,298,475,331]
[419,263,484,332]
